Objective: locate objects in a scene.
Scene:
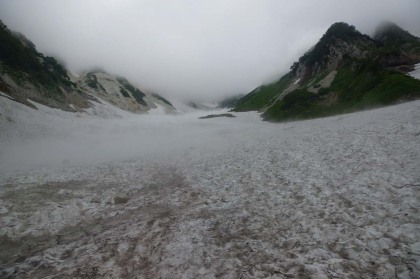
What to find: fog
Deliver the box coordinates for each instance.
[0,95,255,171]
[1,0,420,101]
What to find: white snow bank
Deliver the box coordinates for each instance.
[0,97,419,278]
[409,63,420,80]
[0,95,242,172]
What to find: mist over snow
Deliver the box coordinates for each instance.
[1,0,419,101]
[1,1,420,275]
[1,92,420,277]
[0,95,251,172]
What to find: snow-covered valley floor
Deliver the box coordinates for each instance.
[0,97,419,278]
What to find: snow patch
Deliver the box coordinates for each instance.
[0,98,419,278]
[0,92,13,99]
[409,63,420,80]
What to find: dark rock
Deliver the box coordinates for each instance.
[114,195,129,205]
[199,113,236,119]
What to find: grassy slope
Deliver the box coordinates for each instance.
[237,22,420,122]
[263,62,420,121]
[234,73,292,111]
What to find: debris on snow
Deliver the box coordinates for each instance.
[0,96,419,278]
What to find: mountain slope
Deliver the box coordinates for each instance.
[234,22,420,121]
[374,21,420,69]
[78,71,174,113]
[0,20,90,111]
[0,20,174,114]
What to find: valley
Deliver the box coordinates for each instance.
[1,97,419,278]
[1,6,420,278]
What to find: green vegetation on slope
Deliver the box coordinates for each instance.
[234,73,292,111]
[263,61,420,121]
[116,77,147,106]
[329,60,420,105]
[127,87,147,106]
[235,21,420,122]
[151,93,173,107]
[0,20,73,93]
[120,87,130,98]
[86,73,107,92]
[263,89,320,120]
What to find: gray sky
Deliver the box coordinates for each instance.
[1,0,420,101]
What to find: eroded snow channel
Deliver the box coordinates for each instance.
[0,98,419,278]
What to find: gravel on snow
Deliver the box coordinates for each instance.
[0,97,419,278]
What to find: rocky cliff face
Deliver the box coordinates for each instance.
[78,71,174,113]
[235,22,420,121]
[289,22,420,82]
[290,23,375,83]
[373,22,420,68]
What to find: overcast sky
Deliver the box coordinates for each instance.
[1,0,420,101]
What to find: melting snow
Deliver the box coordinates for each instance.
[409,63,420,80]
[0,95,419,278]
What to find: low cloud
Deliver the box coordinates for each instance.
[1,0,419,101]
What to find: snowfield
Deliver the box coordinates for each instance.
[0,95,419,278]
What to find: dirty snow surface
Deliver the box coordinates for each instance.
[1,97,420,279]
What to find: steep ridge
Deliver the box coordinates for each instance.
[0,20,174,114]
[0,20,90,111]
[78,71,174,113]
[234,22,420,121]
[374,21,420,69]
